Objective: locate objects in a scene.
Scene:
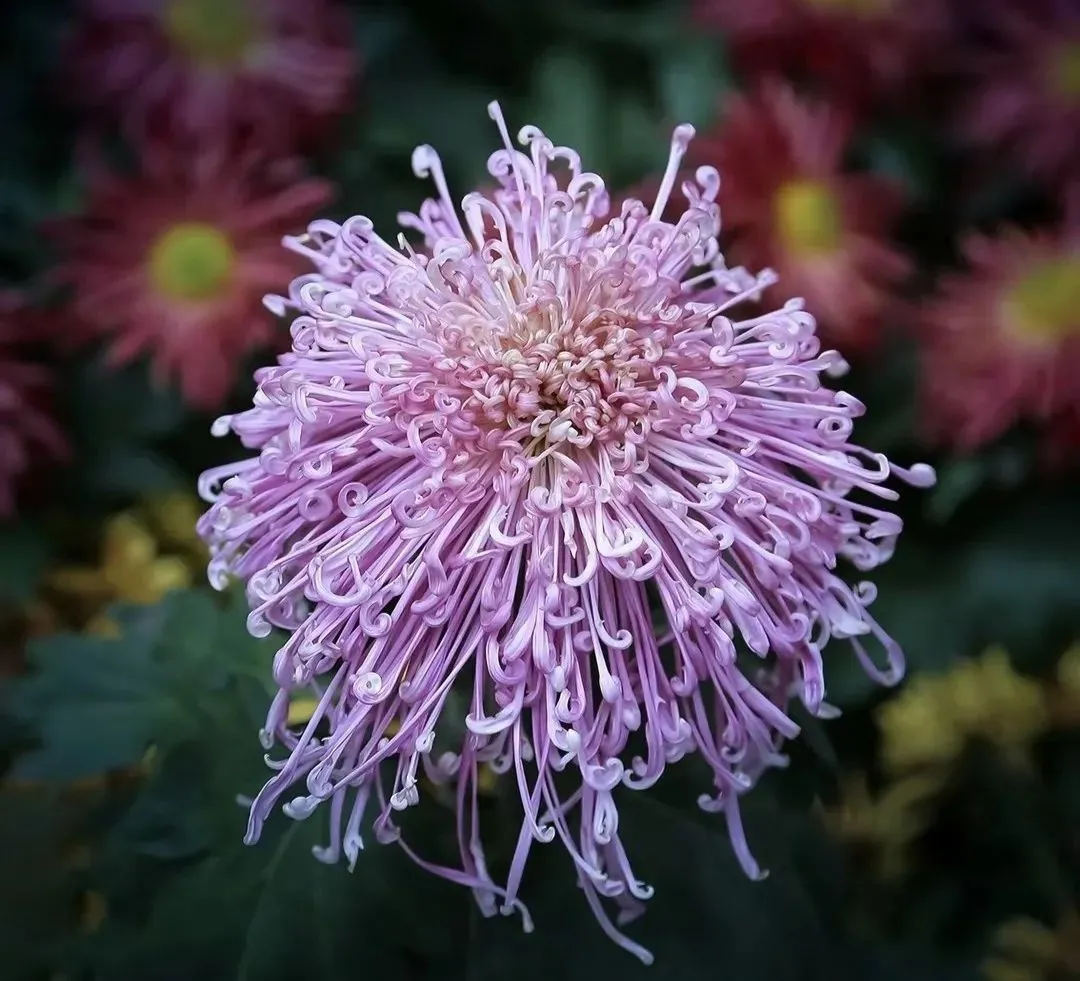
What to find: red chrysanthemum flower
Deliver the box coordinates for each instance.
[692,83,909,354]
[51,142,331,409]
[69,0,357,149]
[692,0,945,111]
[918,224,1080,451]
[954,0,1080,188]
[0,296,66,518]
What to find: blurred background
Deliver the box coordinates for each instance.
[2,0,1080,978]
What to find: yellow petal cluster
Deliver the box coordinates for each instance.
[983,911,1080,981]
[876,647,1048,774]
[49,512,191,609]
[820,770,947,881]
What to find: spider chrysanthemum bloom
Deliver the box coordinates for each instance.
[51,142,331,409]
[918,224,1080,451]
[198,103,933,962]
[691,0,945,112]
[954,0,1080,189]
[693,83,910,355]
[0,295,66,518]
[68,0,356,149]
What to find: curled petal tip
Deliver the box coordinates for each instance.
[673,123,696,148]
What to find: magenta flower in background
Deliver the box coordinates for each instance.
[197,104,934,962]
[954,0,1080,187]
[0,295,66,518]
[692,82,910,356]
[918,221,1080,451]
[68,0,357,149]
[691,0,947,113]
[51,140,331,410]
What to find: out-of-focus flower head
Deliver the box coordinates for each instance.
[954,0,1080,190]
[51,141,331,410]
[691,0,947,112]
[876,673,967,773]
[141,490,210,570]
[68,0,357,150]
[820,770,946,882]
[0,294,66,519]
[197,101,933,962]
[142,491,202,549]
[1046,641,1080,728]
[983,910,1080,981]
[48,511,192,617]
[877,647,1048,775]
[1055,643,1080,700]
[692,82,909,355]
[917,220,1080,451]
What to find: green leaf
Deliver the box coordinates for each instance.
[62,357,187,503]
[0,521,53,603]
[854,124,941,207]
[90,810,461,981]
[653,32,729,128]
[925,444,1030,524]
[529,48,609,174]
[12,632,173,781]
[955,489,1080,665]
[10,589,275,782]
[0,785,92,981]
[83,651,471,981]
[14,584,465,981]
[362,41,496,189]
[547,1,681,49]
[69,357,187,442]
[351,7,409,63]
[610,95,666,180]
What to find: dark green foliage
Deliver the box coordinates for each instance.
[11,590,272,781]
[0,522,53,604]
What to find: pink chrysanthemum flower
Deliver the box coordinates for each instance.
[692,0,944,111]
[954,0,1080,188]
[693,83,909,355]
[918,224,1080,450]
[0,296,66,518]
[197,103,933,962]
[68,0,356,148]
[52,142,331,409]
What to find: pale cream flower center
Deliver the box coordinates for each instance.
[163,0,257,66]
[148,223,236,303]
[1003,256,1080,346]
[774,179,843,258]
